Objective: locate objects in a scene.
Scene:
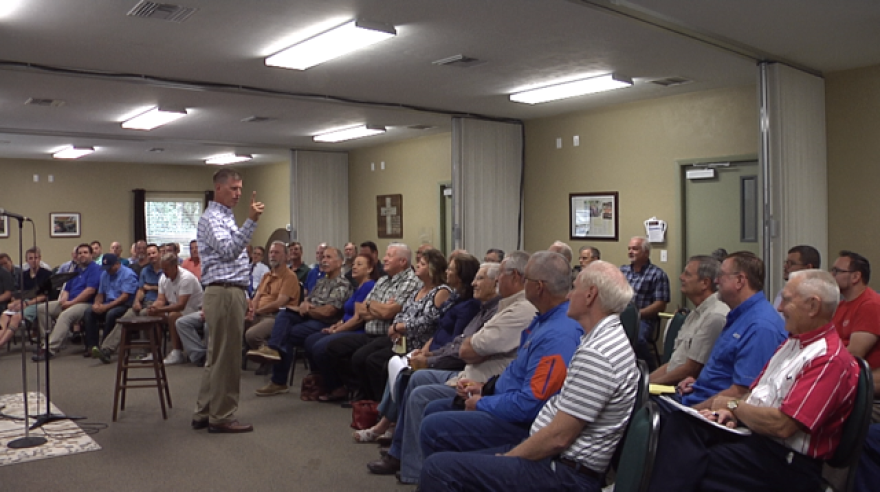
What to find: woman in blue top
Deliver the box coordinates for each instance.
[304,253,380,401]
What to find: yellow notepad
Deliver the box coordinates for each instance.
[649,384,676,395]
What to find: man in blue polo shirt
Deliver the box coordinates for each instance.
[416,251,584,466]
[83,254,138,356]
[34,243,102,360]
[677,251,787,410]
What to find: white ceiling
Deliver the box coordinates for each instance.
[0,0,878,166]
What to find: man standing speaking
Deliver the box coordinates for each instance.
[193,168,263,433]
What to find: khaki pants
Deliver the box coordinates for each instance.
[100,301,155,352]
[244,313,277,349]
[194,286,247,425]
[35,301,90,354]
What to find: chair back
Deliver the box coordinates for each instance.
[614,401,661,492]
[635,359,650,411]
[662,312,688,364]
[621,303,640,349]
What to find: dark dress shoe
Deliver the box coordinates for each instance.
[208,420,254,434]
[367,455,401,475]
[32,350,53,362]
[191,419,209,430]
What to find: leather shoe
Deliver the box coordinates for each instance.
[208,420,253,434]
[367,455,400,475]
[191,419,208,430]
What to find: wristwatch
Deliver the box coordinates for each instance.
[727,399,740,411]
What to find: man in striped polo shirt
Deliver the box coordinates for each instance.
[648,269,859,492]
[419,260,638,492]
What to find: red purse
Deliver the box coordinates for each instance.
[350,400,379,430]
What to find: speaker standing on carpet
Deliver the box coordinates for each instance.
[191,168,263,434]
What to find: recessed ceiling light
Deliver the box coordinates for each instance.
[205,153,253,165]
[121,106,188,130]
[313,125,386,143]
[510,73,633,104]
[266,19,397,71]
[53,146,95,159]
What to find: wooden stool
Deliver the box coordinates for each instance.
[113,316,172,421]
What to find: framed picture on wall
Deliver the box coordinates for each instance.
[0,216,7,238]
[50,212,81,238]
[376,194,403,239]
[570,192,619,241]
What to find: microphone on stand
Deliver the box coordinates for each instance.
[0,208,31,222]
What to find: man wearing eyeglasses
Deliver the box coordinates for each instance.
[830,251,880,377]
[773,245,821,312]
[675,251,786,411]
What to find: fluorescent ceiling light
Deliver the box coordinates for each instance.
[510,73,633,104]
[121,106,188,130]
[205,153,253,165]
[313,125,386,143]
[53,146,95,159]
[266,19,396,70]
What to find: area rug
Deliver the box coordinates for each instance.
[0,392,101,466]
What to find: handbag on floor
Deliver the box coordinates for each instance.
[350,400,379,430]
[300,373,324,401]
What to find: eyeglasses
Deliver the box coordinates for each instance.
[831,267,854,275]
[716,271,742,280]
[783,260,803,267]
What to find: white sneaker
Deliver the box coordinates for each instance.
[163,350,185,365]
[139,352,154,362]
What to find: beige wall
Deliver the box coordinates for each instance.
[523,85,758,307]
[239,161,291,250]
[348,133,452,255]
[827,64,880,284]
[0,159,217,266]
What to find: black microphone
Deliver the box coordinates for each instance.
[0,208,30,221]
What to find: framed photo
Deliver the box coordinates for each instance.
[570,192,619,241]
[50,212,81,238]
[376,194,403,239]
[0,216,7,238]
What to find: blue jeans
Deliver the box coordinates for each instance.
[420,445,600,492]
[387,369,458,483]
[855,424,880,492]
[302,330,362,391]
[420,406,531,464]
[268,310,329,385]
[84,304,129,349]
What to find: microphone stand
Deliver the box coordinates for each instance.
[30,270,84,430]
[7,215,46,449]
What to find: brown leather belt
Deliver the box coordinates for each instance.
[206,282,246,290]
[555,457,602,480]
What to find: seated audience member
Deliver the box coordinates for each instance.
[127,242,137,265]
[248,245,270,296]
[416,244,435,264]
[483,248,504,264]
[287,241,310,284]
[110,241,129,267]
[648,270,859,492]
[368,252,535,480]
[342,241,357,281]
[303,242,328,294]
[175,309,207,366]
[676,251,787,410]
[90,240,103,264]
[243,241,301,373]
[0,253,13,314]
[854,367,880,492]
[351,249,451,403]
[830,251,880,367]
[83,254,138,356]
[307,254,380,401]
[89,244,162,360]
[419,260,638,492]
[250,246,352,396]
[416,251,584,473]
[357,252,478,444]
[181,239,202,281]
[649,255,728,384]
[128,240,149,277]
[56,246,79,274]
[20,246,51,272]
[324,243,421,401]
[147,253,204,365]
[576,245,600,271]
[773,245,821,310]
[620,236,670,369]
[33,243,102,361]
[0,248,52,345]
[359,241,386,277]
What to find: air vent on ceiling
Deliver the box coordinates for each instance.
[25,98,65,107]
[432,54,486,68]
[148,148,165,152]
[408,125,435,131]
[127,1,197,23]
[650,77,693,87]
[241,116,275,123]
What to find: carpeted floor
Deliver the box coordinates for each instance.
[0,341,417,491]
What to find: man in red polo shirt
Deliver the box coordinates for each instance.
[831,250,880,368]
